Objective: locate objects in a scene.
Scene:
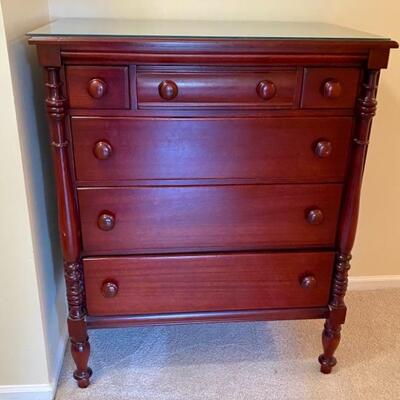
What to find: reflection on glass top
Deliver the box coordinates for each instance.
[28,18,389,40]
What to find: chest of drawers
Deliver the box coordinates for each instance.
[28,19,397,388]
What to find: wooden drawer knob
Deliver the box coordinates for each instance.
[307,209,324,225]
[314,140,333,158]
[159,80,178,100]
[257,80,277,100]
[101,281,119,298]
[300,275,317,289]
[322,80,342,99]
[94,141,112,160]
[87,78,107,98]
[97,212,115,231]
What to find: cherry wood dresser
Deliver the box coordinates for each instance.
[28,19,397,388]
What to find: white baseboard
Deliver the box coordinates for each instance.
[0,327,68,400]
[348,275,400,290]
[0,385,53,400]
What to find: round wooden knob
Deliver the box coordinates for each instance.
[257,80,277,100]
[322,80,342,99]
[300,275,317,289]
[97,212,115,231]
[314,140,333,158]
[87,78,107,98]
[307,209,324,225]
[93,141,112,160]
[158,80,178,100]
[101,281,119,298]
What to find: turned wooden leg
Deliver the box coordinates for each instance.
[318,253,350,374]
[68,318,92,388]
[65,262,92,388]
[318,319,341,373]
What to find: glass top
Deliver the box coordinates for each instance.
[28,18,389,40]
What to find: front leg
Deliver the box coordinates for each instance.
[69,318,92,388]
[318,253,350,373]
[319,319,341,373]
[65,262,92,387]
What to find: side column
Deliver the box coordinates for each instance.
[45,66,91,387]
[319,69,379,373]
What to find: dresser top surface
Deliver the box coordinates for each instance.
[28,18,390,41]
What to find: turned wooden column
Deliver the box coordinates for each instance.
[319,69,380,373]
[45,66,92,388]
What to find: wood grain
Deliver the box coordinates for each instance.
[137,69,300,108]
[83,252,335,316]
[77,184,343,254]
[301,68,361,109]
[66,65,130,109]
[71,117,353,184]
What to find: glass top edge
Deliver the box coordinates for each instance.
[27,33,392,41]
[27,19,391,41]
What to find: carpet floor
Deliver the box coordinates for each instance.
[55,289,400,400]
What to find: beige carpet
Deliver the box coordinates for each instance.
[55,289,400,400]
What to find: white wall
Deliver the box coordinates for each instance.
[0,0,67,397]
[0,0,49,387]
[49,0,400,277]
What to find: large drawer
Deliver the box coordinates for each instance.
[83,251,334,316]
[77,184,342,254]
[71,117,353,184]
[136,69,300,108]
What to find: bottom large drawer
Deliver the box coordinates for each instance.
[83,252,334,316]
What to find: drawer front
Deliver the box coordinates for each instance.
[72,117,352,183]
[301,68,360,109]
[83,252,334,316]
[137,69,300,108]
[78,184,342,253]
[66,66,130,109]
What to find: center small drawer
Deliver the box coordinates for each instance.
[77,184,342,254]
[71,117,352,184]
[137,69,300,108]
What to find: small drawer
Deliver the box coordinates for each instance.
[71,117,353,183]
[65,66,130,109]
[77,184,342,254]
[83,251,334,316]
[301,67,360,109]
[137,69,300,108]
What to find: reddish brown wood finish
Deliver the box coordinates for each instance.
[77,184,342,254]
[83,252,334,316]
[44,67,91,388]
[86,307,330,328]
[137,69,300,108]
[319,69,381,374]
[71,117,353,183]
[65,65,130,109]
[29,27,397,387]
[301,68,361,109]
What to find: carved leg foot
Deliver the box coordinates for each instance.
[318,319,341,374]
[68,318,92,388]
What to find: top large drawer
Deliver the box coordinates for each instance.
[71,117,352,184]
[137,69,300,108]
